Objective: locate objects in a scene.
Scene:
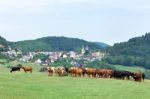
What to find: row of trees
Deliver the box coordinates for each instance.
[103,55,150,69]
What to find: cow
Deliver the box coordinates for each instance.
[57,68,68,76]
[10,66,21,73]
[133,72,145,82]
[47,67,55,76]
[64,67,69,73]
[22,67,32,73]
[112,70,134,80]
[96,69,113,78]
[69,67,86,77]
[54,66,68,76]
[75,68,85,77]
[85,68,97,77]
[123,71,134,80]
[69,67,77,77]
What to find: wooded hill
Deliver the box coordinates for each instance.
[9,36,108,53]
[104,33,150,69]
[0,36,9,52]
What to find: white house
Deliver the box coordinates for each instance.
[35,59,42,64]
[69,51,76,58]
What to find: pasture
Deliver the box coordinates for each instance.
[113,65,145,72]
[0,68,149,99]
[0,60,150,99]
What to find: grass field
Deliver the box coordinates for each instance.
[0,71,150,99]
[113,65,145,72]
[0,60,150,99]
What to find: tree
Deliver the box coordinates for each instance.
[33,54,48,61]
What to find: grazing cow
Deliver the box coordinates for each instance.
[64,67,69,73]
[112,70,126,80]
[85,68,97,77]
[54,66,68,76]
[112,70,134,80]
[69,67,86,77]
[57,68,68,76]
[75,68,85,77]
[123,71,134,80]
[69,67,77,77]
[10,66,21,73]
[47,67,56,76]
[22,67,32,73]
[133,72,145,82]
[96,69,113,78]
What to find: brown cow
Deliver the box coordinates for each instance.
[57,69,68,76]
[47,67,55,76]
[96,69,113,78]
[75,68,85,77]
[22,67,32,73]
[55,66,68,76]
[47,67,54,76]
[69,67,77,77]
[85,68,97,77]
[133,72,145,82]
[69,67,85,77]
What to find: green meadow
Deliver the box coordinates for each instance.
[0,60,149,99]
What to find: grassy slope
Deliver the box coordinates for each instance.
[0,73,150,99]
[0,61,149,99]
[0,71,150,99]
[113,65,145,72]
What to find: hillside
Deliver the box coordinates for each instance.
[95,42,110,48]
[0,36,9,52]
[9,36,107,53]
[105,33,150,69]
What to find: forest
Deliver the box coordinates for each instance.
[104,33,150,69]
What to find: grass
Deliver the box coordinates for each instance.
[113,65,145,72]
[0,60,150,99]
[0,71,150,99]
[0,66,150,99]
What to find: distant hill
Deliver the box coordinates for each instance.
[95,42,110,48]
[107,33,150,56]
[105,33,150,69]
[9,36,108,53]
[0,36,9,52]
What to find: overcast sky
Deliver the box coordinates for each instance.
[0,0,150,45]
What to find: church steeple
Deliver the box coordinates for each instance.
[81,46,85,54]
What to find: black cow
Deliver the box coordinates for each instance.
[10,66,21,73]
[64,67,69,73]
[112,70,134,80]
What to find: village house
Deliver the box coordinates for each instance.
[49,52,62,61]
[35,59,42,64]
[0,44,5,48]
[19,55,31,62]
[69,51,77,58]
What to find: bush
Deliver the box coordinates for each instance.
[39,67,47,72]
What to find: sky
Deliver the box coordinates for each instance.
[0,0,150,45]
